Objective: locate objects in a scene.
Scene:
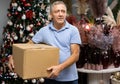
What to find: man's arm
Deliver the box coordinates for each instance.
[47,44,80,78]
[59,43,80,69]
[8,40,34,71]
[8,55,14,71]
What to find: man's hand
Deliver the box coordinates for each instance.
[47,44,80,78]
[47,65,63,78]
[7,55,14,71]
[27,40,34,44]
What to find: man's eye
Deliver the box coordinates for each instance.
[54,10,66,13]
[55,11,59,13]
[61,10,65,13]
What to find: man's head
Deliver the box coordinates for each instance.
[50,1,67,25]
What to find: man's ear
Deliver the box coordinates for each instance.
[48,13,52,20]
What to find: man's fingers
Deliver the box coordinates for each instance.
[47,72,56,78]
[7,63,14,72]
[8,64,12,71]
[47,66,55,78]
[47,67,53,71]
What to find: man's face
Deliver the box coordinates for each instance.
[51,4,67,24]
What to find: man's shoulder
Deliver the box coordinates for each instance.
[68,24,78,31]
[40,25,49,31]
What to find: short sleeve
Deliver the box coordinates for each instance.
[70,27,82,45]
[32,29,43,43]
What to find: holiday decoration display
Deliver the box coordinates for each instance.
[76,0,120,70]
[0,0,119,83]
[0,0,49,83]
[103,7,120,68]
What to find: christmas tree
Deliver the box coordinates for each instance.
[0,0,50,83]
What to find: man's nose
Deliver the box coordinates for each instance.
[59,11,63,15]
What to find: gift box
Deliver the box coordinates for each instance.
[13,44,59,79]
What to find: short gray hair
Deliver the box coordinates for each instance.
[50,1,67,13]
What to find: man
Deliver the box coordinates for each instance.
[8,1,81,84]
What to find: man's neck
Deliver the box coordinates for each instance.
[53,22,65,30]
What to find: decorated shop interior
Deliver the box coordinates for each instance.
[0,0,120,84]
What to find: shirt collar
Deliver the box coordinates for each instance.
[49,21,69,32]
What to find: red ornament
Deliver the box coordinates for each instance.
[21,0,27,6]
[25,3,31,7]
[15,11,18,15]
[25,10,33,20]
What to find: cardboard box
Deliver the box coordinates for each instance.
[13,44,59,79]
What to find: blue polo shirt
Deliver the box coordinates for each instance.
[32,21,81,81]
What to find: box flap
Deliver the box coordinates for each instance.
[13,44,58,50]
